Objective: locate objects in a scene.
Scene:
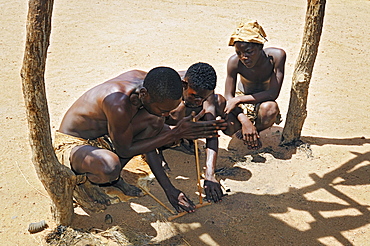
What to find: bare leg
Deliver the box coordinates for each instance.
[222,110,242,137]
[230,102,279,150]
[70,145,143,197]
[158,148,171,171]
[255,101,280,131]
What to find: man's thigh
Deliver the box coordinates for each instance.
[70,145,120,174]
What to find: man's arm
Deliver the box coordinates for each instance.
[106,98,226,159]
[224,48,286,114]
[145,150,196,213]
[202,96,224,202]
[224,55,239,100]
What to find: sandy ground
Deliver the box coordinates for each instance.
[1,0,370,245]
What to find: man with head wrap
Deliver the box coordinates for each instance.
[223,19,286,150]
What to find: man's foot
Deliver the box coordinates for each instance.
[111,177,144,197]
[73,180,111,212]
[171,139,199,155]
[235,130,262,150]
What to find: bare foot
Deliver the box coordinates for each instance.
[112,177,144,197]
[73,180,111,212]
[171,139,199,155]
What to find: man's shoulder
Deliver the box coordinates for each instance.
[109,69,147,82]
[264,47,286,60]
[203,93,225,109]
[227,54,241,72]
[228,54,239,64]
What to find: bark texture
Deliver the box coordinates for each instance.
[281,0,326,145]
[20,0,76,225]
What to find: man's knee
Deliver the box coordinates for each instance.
[222,112,241,136]
[96,155,122,183]
[259,102,279,119]
[257,102,279,128]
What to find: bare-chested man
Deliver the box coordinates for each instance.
[54,66,227,212]
[223,20,286,149]
[157,62,226,203]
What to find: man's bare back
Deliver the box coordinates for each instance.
[55,67,227,212]
[59,70,146,140]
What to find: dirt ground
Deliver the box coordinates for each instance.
[1,0,369,245]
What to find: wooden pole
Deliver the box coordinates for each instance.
[168,202,211,221]
[20,0,112,224]
[281,0,327,145]
[20,0,76,225]
[140,186,176,215]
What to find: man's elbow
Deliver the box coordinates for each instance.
[116,149,134,159]
[267,90,280,101]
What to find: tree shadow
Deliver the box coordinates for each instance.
[63,149,369,245]
[225,126,370,163]
[155,151,370,245]
[226,126,297,161]
[302,136,370,146]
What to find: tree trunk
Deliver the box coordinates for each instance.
[280,0,326,145]
[20,0,76,225]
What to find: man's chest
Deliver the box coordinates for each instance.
[238,64,273,84]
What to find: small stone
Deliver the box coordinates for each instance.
[105,214,113,224]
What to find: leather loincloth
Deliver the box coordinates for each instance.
[235,91,282,125]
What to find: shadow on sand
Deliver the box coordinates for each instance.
[155,150,370,245]
[57,129,369,245]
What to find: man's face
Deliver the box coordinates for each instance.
[182,85,213,108]
[143,97,181,117]
[235,42,262,68]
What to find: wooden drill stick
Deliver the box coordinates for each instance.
[167,202,211,221]
[192,117,203,205]
[140,186,176,215]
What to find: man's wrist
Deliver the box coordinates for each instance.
[234,96,242,106]
[168,127,180,144]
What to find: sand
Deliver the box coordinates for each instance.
[1,0,369,245]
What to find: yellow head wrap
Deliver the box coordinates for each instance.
[228,19,267,46]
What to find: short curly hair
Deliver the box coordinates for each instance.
[184,62,217,91]
[143,67,183,102]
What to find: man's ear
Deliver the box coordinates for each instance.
[139,87,148,98]
[130,92,141,106]
[182,80,189,91]
[138,87,151,104]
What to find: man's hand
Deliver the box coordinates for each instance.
[173,109,227,140]
[236,117,261,149]
[224,97,240,115]
[204,180,224,203]
[165,188,196,213]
